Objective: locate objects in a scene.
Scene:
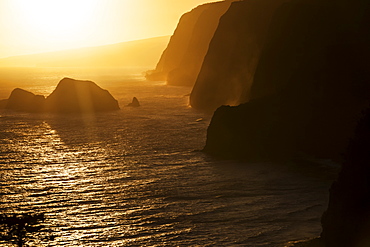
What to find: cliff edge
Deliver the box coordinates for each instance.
[146,1,232,86]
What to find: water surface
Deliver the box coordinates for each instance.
[0,67,337,246]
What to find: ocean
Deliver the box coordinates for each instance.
[0,67,337,246]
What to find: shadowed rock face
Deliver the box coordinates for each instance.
[202,0,370,161]
[5,88,45,112]
[191,0,369,112]
[190,0,288,111]
[203,1,370,242]
[45,78,119,113]
[204,96,296,161]
[321,108,370,247]
[146,1,233,86]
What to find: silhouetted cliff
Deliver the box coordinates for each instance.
[191,0,369,112]
[1,78,119,113]
[203,0,370,161]
[321,107,370,247]
[202,2,370,243]
[146,1,232,86]
[45,78,119,113]
[190,0,288,111]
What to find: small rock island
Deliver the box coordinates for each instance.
[127,97,140,107]
[1,78,120,113]
[5,88,45,112]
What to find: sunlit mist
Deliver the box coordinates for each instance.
[0,0,213,58]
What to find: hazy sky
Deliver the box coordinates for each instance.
[0,0,214,58]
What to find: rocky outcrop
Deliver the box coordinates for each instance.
[204,96,292,161]
[203,0,370,161]
[321,107,370,247]
[127,97,140,107]
[45,78,119,113]
[190,0,288,111]
[146,0,233,86]
[1,78,119,113]
[5,88,45,112]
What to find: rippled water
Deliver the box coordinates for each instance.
[1,68,337,246]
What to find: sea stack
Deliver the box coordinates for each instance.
[45,78,120,113]
[5,88,45,112]
[127,97,140,107]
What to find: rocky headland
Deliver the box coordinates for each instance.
[190,0,289,111]
[199,0,369,162]
[145,0,233,86]
[162,0,369,245]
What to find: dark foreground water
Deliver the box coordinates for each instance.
[0,68,337,246]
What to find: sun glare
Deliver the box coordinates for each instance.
[0,0,213,58]
[11,0,100,41]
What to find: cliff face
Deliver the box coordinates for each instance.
[203,0,370,161]
[191,0,369,112]
[202,2,370,243]
[190,0,288,111]
[321,107,370,247]
[146,1,232,86]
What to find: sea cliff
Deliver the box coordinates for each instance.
[146,0,233,86]
[321,107,370,246]
[202,0,369,161]
[190,0,289,111]
[198,1,369,244]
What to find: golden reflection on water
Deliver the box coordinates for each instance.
[0,78,335,246]
[2,118,126,245]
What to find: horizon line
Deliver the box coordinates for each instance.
[0,35,171,60]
